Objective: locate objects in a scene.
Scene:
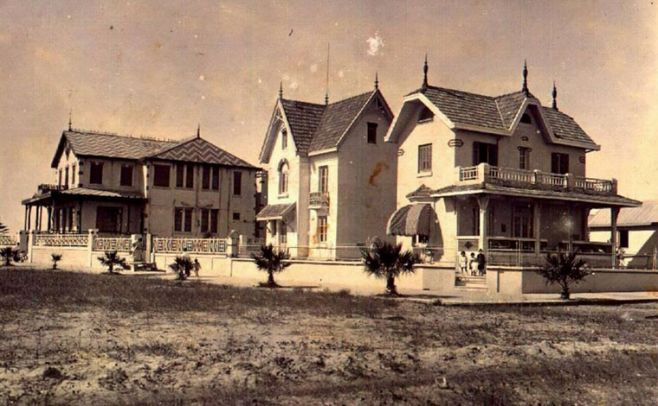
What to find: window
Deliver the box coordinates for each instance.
[202,166,211,190]
[71,164,76,186]
[472,142,498,166]
[418,143,432,173]
[64,166,69,188]
[318,165,329,193]
[96,206,122,233]
[619,230,629,248]
[176,164,185,188]
[278,161,289,195]
[281,129,287,149]
[211,166,220,190]
[472,207,479,236]
[367,122,377,144]
[233,171,242,195]
[200,209,210,233]
[174,208,183,232]
[418,106,434,122]
[551,153,569,174]
[518,147,530,170]
[512,204,533,238]
[185,164,194,188]
[58,169,62,187]
[153,164,171,187]
[120,164,133,186]
[520,113,532,124]
[210,209,219,233]
[317,216,328,243]
[90,162,104,184]
[184,208,193,232]
[232,212,241,221]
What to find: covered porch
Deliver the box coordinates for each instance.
[21,185,146,235]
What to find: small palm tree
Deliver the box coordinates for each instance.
[169,256,194,280]
[51,253,62,270]
[361,240,419,296]
[1,247,14,267]
[0,222,8,235]
[251,244,291,287]
[537,251,589,300]
[97,250,129,274]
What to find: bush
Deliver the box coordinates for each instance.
[51,253,63,270]
[170,256,194,280]
[251,244,290,288]
[97,250,130,274]
[1,247,15,267]
[361,240,419,296]
[536,251,589,299]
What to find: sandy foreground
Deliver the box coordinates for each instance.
[0,268,657,405]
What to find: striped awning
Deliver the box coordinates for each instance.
[256,203,296,221]
[386,204,434,236]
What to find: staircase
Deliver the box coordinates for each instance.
[455,274,487,291]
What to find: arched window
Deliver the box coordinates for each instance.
[278,160,289,195]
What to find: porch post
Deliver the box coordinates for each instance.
[611,207,619,269]
[23,206,28,230]
[533,202,541,254]
[35,207,41,232]
[47,207,52,232]
[27,205,32,231]
[477,196,490,252]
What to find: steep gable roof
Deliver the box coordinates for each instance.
[401,85,598,149]
[279,99,326,153]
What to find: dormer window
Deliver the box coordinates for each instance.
[520,113,532,124]
[418,106,434,123]
[281,129,288,150]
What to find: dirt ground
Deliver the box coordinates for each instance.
[1,268,657,405]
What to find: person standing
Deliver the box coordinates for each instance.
[193,258,201,277]
[476,249,486,276]
[459,251,468,274]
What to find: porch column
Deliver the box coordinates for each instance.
[23,206,28,230]
[477,196,489,252]
[35,207,41,232]
[533,202,541,254]
[611,207,620,269]
[47,207,52,232]
[26,205,32,231]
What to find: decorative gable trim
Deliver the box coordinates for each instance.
[258,100,296,164]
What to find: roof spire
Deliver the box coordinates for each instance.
[68,109,72,131]
[522,60,529,96]
[422,53,429,91]
[552,81,558,110]
[196,123,200,138]
[374,72,379,90]
[279,81,283,99]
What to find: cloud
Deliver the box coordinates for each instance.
[366,32,384,56]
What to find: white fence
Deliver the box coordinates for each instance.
[153,238,228,254]
[33,233,89,247]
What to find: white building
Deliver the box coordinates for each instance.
[257,79,397,259]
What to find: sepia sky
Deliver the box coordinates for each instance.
[0,0,657,232]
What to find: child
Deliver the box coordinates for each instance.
[469,252,478,276]
[193,258,201,277]
[459,251,468,274]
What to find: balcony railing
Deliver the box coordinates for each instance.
[309,192,330,209]
[457,163,617,195]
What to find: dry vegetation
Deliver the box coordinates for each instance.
[1,268,657,405]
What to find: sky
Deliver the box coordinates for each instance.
[0,0,657,232]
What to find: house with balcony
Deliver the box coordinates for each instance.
[21,126,261,239]
[385,61,640,269]
[257,78,397,259]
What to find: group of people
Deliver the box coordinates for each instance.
[459,249,486,276]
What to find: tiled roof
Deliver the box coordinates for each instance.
[149,137,257,168]
[589,201,658,228]
[406,184,433,200]
[280,100,326,153]
[53,129,256,169]
[256,203,296,220]
[431,183,640,207]
[308,92,374,151]
[279,90,379,154]
[411,86,597,148]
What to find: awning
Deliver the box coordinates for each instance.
[256,203,296,221]
[386,204,434,236]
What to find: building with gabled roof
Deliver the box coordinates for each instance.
[22,127,262,239]
[385,59,639,273]
[257,78,397,259]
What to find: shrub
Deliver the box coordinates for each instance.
[51,253,63,270]
[97,250,130,274]
[169,256,194,280]
[1,247,15,267]
[361,240,419,296]
[536,251,589,300]
[251,244,291,288]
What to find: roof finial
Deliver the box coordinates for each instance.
[68,109,72,131]
[522,60,529,96]
[196,123,200,138]
[374,72,379,90]
[552,81,558,110]
[279,81,283,99]
[325,43,330,105]
[422,53,429,91]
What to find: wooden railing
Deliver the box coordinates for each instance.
[457,164,616,195]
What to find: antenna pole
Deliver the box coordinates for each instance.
[325,43,330,105]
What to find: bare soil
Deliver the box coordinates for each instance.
[1,268,657,405]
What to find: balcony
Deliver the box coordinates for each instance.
[457,163,617,195]
[309,192,330,210]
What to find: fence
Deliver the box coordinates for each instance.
[33,233,89,247]
[0,234,16,247]
[93,237,132,252]
[153,237,228,254]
